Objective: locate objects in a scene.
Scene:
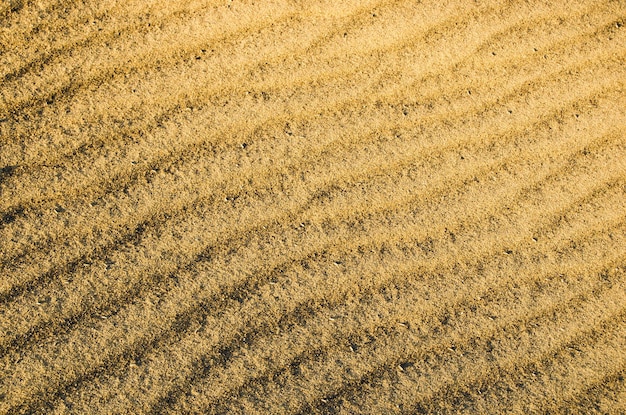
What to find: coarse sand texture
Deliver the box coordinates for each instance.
[1,0,625,414]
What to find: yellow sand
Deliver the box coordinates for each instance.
[0,0,625,413]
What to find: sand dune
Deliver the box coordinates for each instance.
[1,0,625,413]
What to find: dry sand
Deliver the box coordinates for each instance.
[1,0,625,413]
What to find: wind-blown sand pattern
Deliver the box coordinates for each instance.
[1,0,625,413]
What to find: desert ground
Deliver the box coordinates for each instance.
[1,0,625,413]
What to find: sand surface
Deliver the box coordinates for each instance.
[1,0,625,413]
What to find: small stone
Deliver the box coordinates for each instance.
[399,361,414,371]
